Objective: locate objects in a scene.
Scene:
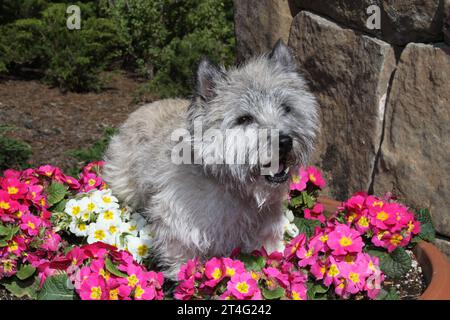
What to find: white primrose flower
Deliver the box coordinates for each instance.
[120,206,132,221]
[138,224,154,241]
[69,219,89,237]
[285,209,295,223]
[119,221,139,237]
[87,221,112,244]
[130,213,147,230]
[65,199,82,219]
[126,235,152,263]
[104,221,122,247]
[92,189,120,211]
[79,196,101,215]
[282,214,300,238]
[97,208,122,225]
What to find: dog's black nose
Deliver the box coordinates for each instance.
[279,134,293,154]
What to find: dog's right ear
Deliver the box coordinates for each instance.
[196,57,226,101]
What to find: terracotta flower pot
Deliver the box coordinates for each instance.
[317,196,450,300]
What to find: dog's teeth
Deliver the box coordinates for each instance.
[269,170,275,177]
[284,167,290,174]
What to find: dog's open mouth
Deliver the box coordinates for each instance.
[262,159,290,184]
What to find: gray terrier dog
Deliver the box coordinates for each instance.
[103,40,319,279]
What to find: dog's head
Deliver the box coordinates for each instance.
[187,40,319,201]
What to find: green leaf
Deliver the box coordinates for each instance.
[0,239,7,247]
[37,273,76,300]
[16,264,36,280]
[376,287,400,300]
[52,198,68,213]
[301,191,315,208]
[294,217,320,238]
[307,282,329,300]
[415,208,432,224]
[1,276,40,299]
[237,253,266,272]
[378,247,411,279]
[417,223,435,242]
[289,196,303,208]
[105,257,128,278]
[0,225,20,241]
[46,182,68,207]
[0,224,9,236]
[262,287,285,300]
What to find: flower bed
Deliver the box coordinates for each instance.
[0,162,435,300]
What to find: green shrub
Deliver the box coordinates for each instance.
[0,2,124,92]
[0,126,33,172]
[41,3,124,91]
[0,0,235,95]
[104,0,235,98]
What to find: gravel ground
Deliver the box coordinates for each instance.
[384,250,427,300]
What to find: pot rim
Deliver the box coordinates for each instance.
[317,196,450,300]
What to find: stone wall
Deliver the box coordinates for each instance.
[234,0,450,257]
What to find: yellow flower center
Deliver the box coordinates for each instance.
[358,216,369,227]
[349,272,360,283]
[327,264,339,277]
[0,201,10,210]
[309,174,316,182]
[236,282,249,294]
[407,221,415,232]
[99,269,110,280]
[134,285,145,299]
[291,291,302,300]
[127,274,139,287]
[109,226,118,234]
[376,211,389,221]
[88,179,96,186]
[347,212,357,223]
[87,203,95,212]
[320,234,328,243]
[305,249,313,258]
[137,245,148,257]
[226,267,236,277]
[27,221,36,229]
[339,236,353,247]
[71,206,81,216]
[390,234,403,245]
[104,211,114,220]
[7,187,19,195]
[292,175,300,183]
[102,196,111,203]
[212,268,222,280]
[94,230,106,241]
[373,201,384,208]
[3,260,13,272]
[90,286,102,300]
[109,289,119,300]
[8,241,18,252]
[78,223,87,231]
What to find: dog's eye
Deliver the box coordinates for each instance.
[236,115,254,126]
[282,103,292,114]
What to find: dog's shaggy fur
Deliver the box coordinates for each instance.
[103,41,319,279]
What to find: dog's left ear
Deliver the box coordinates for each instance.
[196,57,226,101]
[269,39,296,71]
